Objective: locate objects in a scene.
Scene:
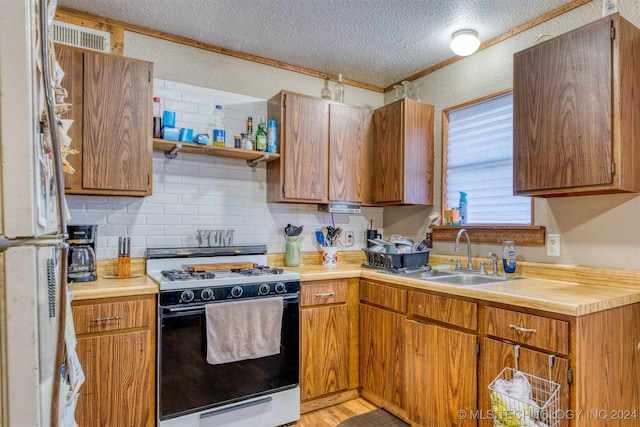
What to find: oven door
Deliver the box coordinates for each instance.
[158,294,299,421]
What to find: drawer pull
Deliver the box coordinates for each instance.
[91,315,124,322]
[509,324,536,334]
[315,292,336,297]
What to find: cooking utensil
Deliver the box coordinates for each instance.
[315,230,327,246]
[333,227,343,245]
[284,224,303,237]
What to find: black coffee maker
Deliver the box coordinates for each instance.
[67,225,97,282]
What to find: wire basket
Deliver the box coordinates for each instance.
[488,367,561,427]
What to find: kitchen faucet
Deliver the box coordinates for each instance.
[488,252,499,277]
[454,228,474,270]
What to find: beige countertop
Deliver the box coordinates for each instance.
[70,254,640,316]
[68,274,158,301]
[290,260,640,317]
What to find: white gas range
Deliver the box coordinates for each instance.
[147,245,301,427]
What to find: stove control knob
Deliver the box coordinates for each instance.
[259,283,271,295]
[181,289,195,303]
[275,282,286,294]
[231,286,243,298]
[200,288,214,301]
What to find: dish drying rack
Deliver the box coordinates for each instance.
[362,248,429,271]
[488,349,561,427]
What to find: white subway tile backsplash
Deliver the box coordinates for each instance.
[67,79,384,260]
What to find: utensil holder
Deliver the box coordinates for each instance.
[321,246,338,265]
[285,236,300,267]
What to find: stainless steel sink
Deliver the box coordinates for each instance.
[429,274,525,287]
[401,269,460,280]
[398,268,525,287]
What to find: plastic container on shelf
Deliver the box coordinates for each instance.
[267,119,277,153]
[212,105,226,147]
[459,191,468,225]
[153,97,162,138]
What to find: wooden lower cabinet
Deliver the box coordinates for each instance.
[355,279,640,427]
[359,303,406,411]
[479,338,570,427]
[405,320,477,426]
[300,304,349,399]
[300,279,360,412]
[72,294,155,427]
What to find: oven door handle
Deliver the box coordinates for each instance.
[165,305,207,313]
[163,294,299,313]
[200,396,273,419]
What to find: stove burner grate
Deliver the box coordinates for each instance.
[161,269,216,281]
[231,265,284,276]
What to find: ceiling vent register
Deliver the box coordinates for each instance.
[52,21,110,53]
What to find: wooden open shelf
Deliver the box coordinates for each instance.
[153,138,280,166]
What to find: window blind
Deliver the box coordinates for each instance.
[445,92,531,224]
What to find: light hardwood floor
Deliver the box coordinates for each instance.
[292,398,377,427]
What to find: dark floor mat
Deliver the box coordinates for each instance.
[337,409,410,427]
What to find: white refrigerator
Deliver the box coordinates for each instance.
[0,0,79,426]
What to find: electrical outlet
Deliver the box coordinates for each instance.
[344,231,354,247]
[546,234,561,257]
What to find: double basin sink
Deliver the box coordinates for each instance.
[391,268,524,287]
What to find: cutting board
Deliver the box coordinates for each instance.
[182,262,257,272]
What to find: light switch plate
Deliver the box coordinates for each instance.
[547,234,560,257]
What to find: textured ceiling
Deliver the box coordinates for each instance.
[57,0,581,88]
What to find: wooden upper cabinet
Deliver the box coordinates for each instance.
[373,98,434,205]
[513,14,640,196]
[329,103,373,204]
[55,45,153,196]
[267,92,328,203]
[267,91,372,204]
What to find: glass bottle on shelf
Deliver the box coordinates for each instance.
[334,74,344,102]
[246,116,255,150]
[401,81,411,98]
[393,85,403,100]
[255,122,267,151]
[321,79,332,100]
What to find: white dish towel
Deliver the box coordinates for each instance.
[205,297,284,365]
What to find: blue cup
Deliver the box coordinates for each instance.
[179,128,193,142]
[163,110,176,128]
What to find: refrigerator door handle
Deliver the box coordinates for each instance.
[0,234,68,251]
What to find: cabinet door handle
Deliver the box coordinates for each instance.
[91,315,124,322]
[509,324,536,334]
[315,292,336,297]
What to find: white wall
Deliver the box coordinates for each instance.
[385,2,640,270]
[67,79,383,260]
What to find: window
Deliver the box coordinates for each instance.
[443,91,531,225]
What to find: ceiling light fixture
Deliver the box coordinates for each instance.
[450,29,481,56]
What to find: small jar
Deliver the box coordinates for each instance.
[234,134,242,149]
[242,133,253,151]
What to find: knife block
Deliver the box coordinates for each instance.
[117,256,131,277]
